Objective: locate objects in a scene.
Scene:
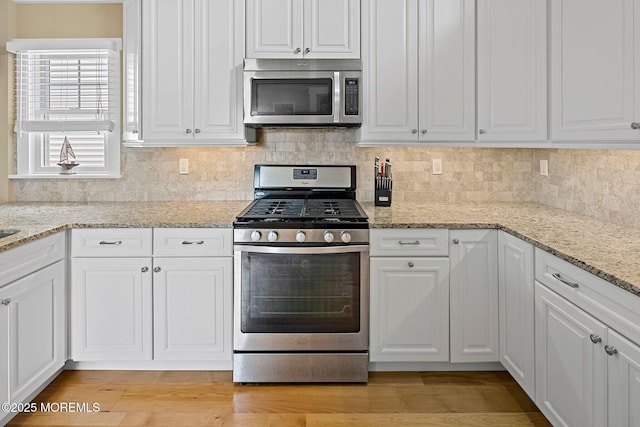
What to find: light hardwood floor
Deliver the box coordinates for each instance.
[7,371,551,426]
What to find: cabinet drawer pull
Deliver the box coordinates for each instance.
[589,334,602,344]
[398,240,420,245]
[182,240,205,245]
[605,345,618,356]
[99,240,123,245]
[552,273,579,288]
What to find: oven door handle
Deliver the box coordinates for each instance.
[234,244,369,255]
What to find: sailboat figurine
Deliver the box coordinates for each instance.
[57,135,79,174]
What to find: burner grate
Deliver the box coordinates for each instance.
[242,199,304,219]
[303,199,363,219]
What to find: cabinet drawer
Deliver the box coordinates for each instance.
[534,248,640,345]
[71,229,152,257]
[0,232,65,288]
[153,228,232,257]
[370,229,449,256]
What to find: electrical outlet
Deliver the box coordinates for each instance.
[540,159,549,176]
[432,159,443,175]
[179,158,189,175]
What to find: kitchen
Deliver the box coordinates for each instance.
[1,1,640,426]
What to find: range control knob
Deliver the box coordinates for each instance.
[324,231,335,243]
[340,231,352,243]
[296,231,306,243]
[267,230,279,242]
[250,230,262,242]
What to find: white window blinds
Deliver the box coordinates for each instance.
[7,38,121,135]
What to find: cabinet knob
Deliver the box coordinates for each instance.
[185,129,192,134]
[141,267,149,273]
[421,129,427,134]
[1,298,11,306]
[294,48,301,54]
[153,267,161,273]
[132,129,139,134]
[631,122,640,130]
[408,261,414,268]
[412,129,418,134]
[605,345,618,356]
[194,129,201,134]
[589,334,602,344]
[478,129,486,134]
[304,48,310,54]
[452,239,459,244]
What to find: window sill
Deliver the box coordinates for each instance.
[9,173,121,179]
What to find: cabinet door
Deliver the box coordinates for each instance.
[477,0,546,141]
[360,0,419,143]
[449,230,499,363]
[5,261,65,405]
[370,257,449,362]
[418,0,475,141]
[498,232,535,399]
[246,0,303,58]
[304,0,360,58]
[535,282,607,427]
[194,0,245,140]
[607,329,640,427]
[153,257,232,361]
[123,0,141,142]
[142,0,195,141]
[71,257,152,361]
[550,0,639,141]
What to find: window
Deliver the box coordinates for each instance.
[7,38,121,178]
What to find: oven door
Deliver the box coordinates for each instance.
[233,244,369,352]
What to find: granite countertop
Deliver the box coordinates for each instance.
[1,200,639,298]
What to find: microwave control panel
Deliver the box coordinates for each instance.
[344,78,359,116]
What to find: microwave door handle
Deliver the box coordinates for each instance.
[333,72,341,123]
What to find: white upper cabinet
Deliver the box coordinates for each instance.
[246,0,360,59]
[550,0,640,141]
[360,0,475,144]
[124,0,248,146]
[477,0,547,142]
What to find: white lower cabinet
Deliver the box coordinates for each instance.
[534,282,607,427]
[370,228,499,365]
[152,257,232,361]
[607,329,640,427]
[71,257,153,361]
[1,261,66,406]
[70,228,233,364]
[449,229,499,363]
[370,257,450,362]
[535,247,640,426]
[498,231,535,399]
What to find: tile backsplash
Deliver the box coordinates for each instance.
[11,129,640,230]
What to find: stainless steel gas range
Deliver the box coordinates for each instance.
[233,165,369,383]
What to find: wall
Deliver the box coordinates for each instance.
[0,0,16,203]
[12,129,537,204]
[533,149,640,230]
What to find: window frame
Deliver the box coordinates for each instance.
[7,38,122,179]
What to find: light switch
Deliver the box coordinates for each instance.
[179,158,189,175]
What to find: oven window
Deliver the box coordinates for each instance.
[241,252,360,333]
[251,79,333,116]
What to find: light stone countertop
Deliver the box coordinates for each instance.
[1,201,639,298]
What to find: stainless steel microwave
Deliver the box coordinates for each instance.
[243,59,362,128]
